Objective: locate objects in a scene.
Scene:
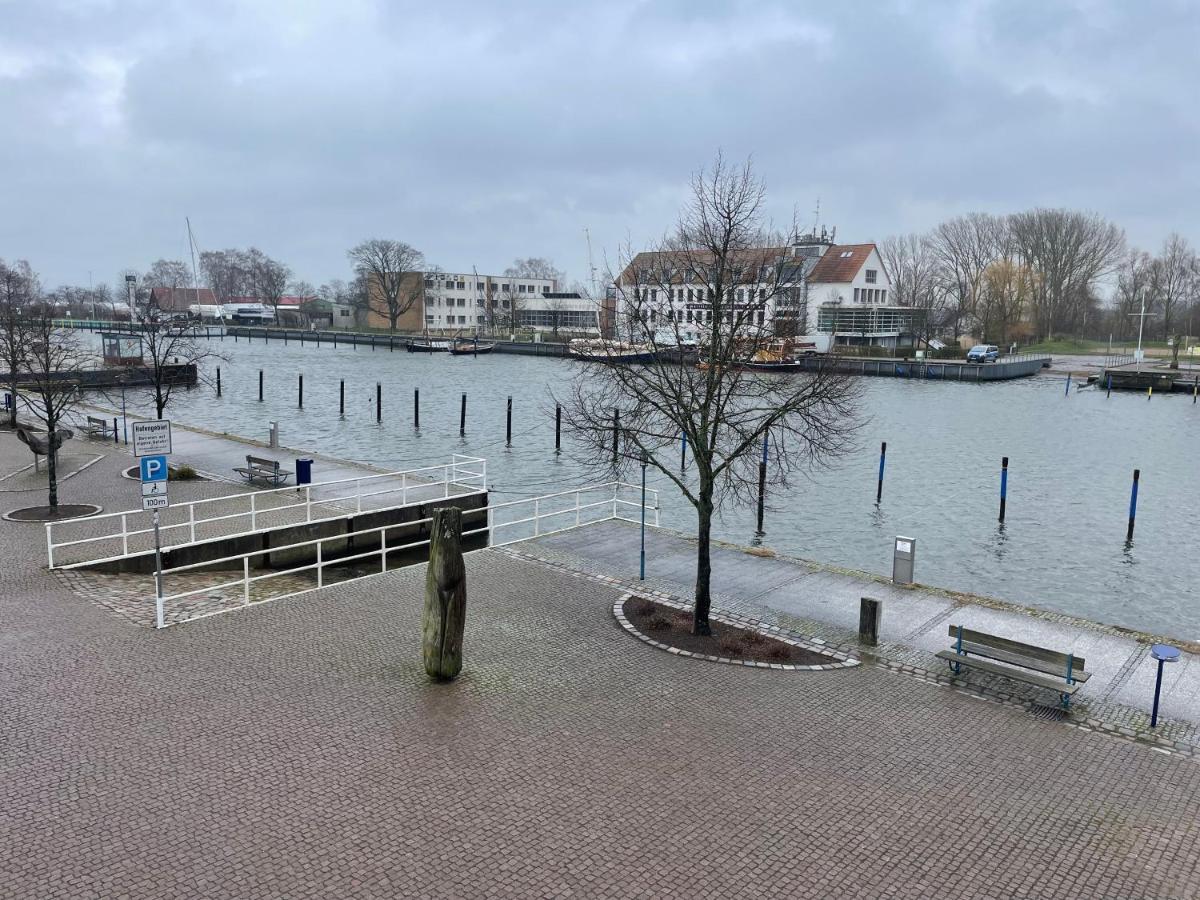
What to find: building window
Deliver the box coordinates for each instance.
[881,290,887,303]
[865,269,877,284]
[687,288,693,301]
[757,310,764,325]
[840,250,853,258]
[706,310,713,323]
[502,283,509,292]
[424,278,434,287]
[477,315,485,323]
[425,315,434,324]
[650,309,657,324]
[686,310,693,323]
[759,288,766,300]
[476,282,484,290]
[650,288,658,302]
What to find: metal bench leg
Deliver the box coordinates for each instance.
[1061,693,1070,710]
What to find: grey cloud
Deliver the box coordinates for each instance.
[0,0,1196,289]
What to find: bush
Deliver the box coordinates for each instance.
[172,464,199,480]
[643,615,671,632]
[766,644,791,662]
[718,637,746,656]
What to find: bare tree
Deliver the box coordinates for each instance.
[561,155,861,635]
[1148,234,1197,341]
[143,259,193,291]
[199,250,249,306]
[0,258,37,426]
[1113,250,1154,341]
[245,248,290,321]
[879,232,943,344]
[131,307,226,420]
[348,239,424,331]
[22,299,85,509]
[1009,209,1125,340]
[504,257,564,288]
[927,214,998,340]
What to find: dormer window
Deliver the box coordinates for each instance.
[865,269,878,284]
[839,251,853,258]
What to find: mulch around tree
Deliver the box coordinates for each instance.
[4,503,102,522]
[621,595,835,666]
[122,466,206,481]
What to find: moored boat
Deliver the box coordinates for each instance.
[407,338,451,352]
[568,339,657,363]
[449,339,496,355]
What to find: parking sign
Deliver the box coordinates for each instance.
[140,455,169,483]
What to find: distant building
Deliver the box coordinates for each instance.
[615,230,920,349]
[364,270,600,335]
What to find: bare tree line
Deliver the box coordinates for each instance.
[882,211,1200,344]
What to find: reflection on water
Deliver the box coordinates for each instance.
[86,333,1200,639]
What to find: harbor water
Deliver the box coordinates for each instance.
[91,334,1200,639]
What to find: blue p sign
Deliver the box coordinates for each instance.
[140,455,168,483]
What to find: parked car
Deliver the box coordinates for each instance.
[967,344,999,363]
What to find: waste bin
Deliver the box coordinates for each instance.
[296,458,313,485]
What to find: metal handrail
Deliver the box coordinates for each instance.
[45,455,486,568]
[148,480,659,628]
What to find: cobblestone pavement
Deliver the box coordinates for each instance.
[4,433,1200,897]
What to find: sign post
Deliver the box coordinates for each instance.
[135,428,172,628]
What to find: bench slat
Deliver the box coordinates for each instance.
[936,651,1081,695]
[945,624,1085,671]
[954,641,1091,682]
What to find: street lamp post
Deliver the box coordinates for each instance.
[118,374,129,445]
[639,454,648,581]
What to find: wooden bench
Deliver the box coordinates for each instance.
[232,454,292,486]
[80,415,114,440]
[936,624,1089,708]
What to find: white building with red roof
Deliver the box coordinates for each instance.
[614,229,918,349]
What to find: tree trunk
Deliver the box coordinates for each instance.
[422,506,467,680]
[693,491,714,636]
[46,420,58,509]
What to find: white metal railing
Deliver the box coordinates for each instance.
[45,455,486,569]
[145,480,658,628]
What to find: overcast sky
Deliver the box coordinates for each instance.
[2,0,1197,291]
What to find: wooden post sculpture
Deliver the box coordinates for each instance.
[422,506,467,680]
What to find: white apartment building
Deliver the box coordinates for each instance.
[615,231,916,348]
[418,271,599,334]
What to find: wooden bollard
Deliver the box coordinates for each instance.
[339,379,345,416]
[298,374,304,409]
[376,382,382,423]
[859,597,881,646]
[460,393,467,436]
[414,388,420,429]
[422,506,467,681]
[258,369,263,402]
[506,396,512,446]
[756,434,768,534]
[555,404,561,453]
[112,418,119,445]
[216,367,221,397]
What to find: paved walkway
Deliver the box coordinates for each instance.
[5,436,1200,897]
[521,520,1200,746]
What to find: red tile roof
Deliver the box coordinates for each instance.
[807,244,876,284]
